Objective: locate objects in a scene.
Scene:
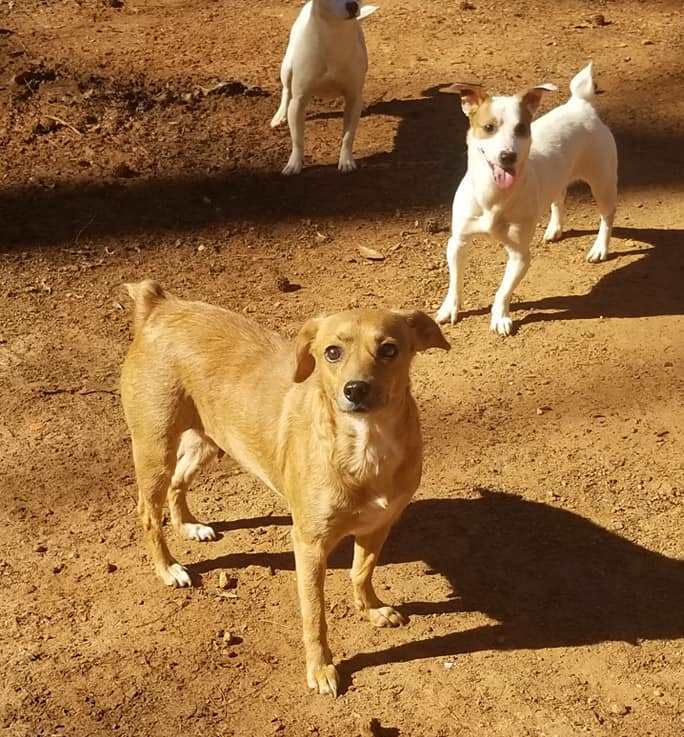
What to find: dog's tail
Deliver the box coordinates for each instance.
[569,62,596,102]
[123,279,167,333]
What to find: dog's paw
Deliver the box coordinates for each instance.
[282,156,303,176]
[490,314,514,336]
[307,663,339,698]
[159,563,192,588]
[338,156,357,173]
[179,522,217,542]
[270,113,285,128]
[436,298,459,326]
[369,606,407,628]
[586,242,608,263]
[543,222,563,242]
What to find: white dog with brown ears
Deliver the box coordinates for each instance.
[271,0,378,175]
[436,63,618,335]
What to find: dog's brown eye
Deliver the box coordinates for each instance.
[514,123,529,137]
[378,343,398,360]
[483,122,496,134]
[324,345,343,362]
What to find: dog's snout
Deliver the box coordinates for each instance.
[343,380,370,404]
[499,150,517,167]
[346,1,360,17]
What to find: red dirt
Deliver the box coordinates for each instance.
[1,1,682,736]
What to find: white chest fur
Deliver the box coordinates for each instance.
[338,414,404,486]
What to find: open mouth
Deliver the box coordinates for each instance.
[487,160,517,190]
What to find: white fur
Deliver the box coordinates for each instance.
[437,63,618,335]
[271,0,378,175]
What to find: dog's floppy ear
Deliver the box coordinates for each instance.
[451,82,488,117]
[397,311,451,353]
[519,83,558,116]
[293,317,322,383]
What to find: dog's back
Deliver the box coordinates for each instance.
[530,63,617,207]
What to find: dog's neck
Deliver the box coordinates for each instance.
[318,390,415,487]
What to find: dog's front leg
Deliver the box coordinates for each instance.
[436,232,473,326]
[283,95,308,176]
[338,92,363,173]
[351,524,407,628]
[490,231,533,336]
[292,526,339,696]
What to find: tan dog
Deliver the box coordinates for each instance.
[120,281,449,696]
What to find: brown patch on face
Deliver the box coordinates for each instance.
[469,98,498,140]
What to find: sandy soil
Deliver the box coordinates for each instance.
[1,1,682,736]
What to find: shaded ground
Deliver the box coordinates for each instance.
[1,1,682,736]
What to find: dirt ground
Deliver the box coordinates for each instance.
[1,1,683,735]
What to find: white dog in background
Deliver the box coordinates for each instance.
[436,63,618,336]
[271,0,378,175]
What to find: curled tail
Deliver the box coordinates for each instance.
[124,279,166,333]
[569,62,596,102]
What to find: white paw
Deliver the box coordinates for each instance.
[436,297,459,325]
[160,563,192,588]
[282,156,303,176]
[586,242,608,263]
[490,313,514,336]
[179,522,217,542]
[369,606,407,628]
[338,156,357,173]
[543,223,563,242]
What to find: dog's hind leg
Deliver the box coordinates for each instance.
[167,429,219,542]
[586,175,617,263]
[131,432,192,587]
[544,189,566,243]
[338,92,363,173]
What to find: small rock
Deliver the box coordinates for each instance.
[197,244,207,253]
[424,218,442,234]
[112,162,138,179]
[653,687,664,697]
[275,275,301,293]
[591,13,609,27]
[459,1,475,9]
[35,544,48,554]
[642,39,654,45]
[443,659,457,670]
[107,0,124,7]
[536,405,551,415]
[106,562,117,573]
[52,563,65,574]
[218,571,238,590]
[358,245,385,261]
[608,702,629,716]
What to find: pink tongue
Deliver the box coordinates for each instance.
[493,165,516,189]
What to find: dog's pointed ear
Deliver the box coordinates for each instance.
[519,83,557,116]
[396,311,451,353]
[293,317,322,383]
[451,82,488,117]
[358,4,378,20]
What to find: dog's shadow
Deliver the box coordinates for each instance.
[190,489,683,679]
[454,225,684,325]
[516,225,684,323]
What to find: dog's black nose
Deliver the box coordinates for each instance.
[499,150,517,167]
[344,380,370,404]
[346,1,360,17]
